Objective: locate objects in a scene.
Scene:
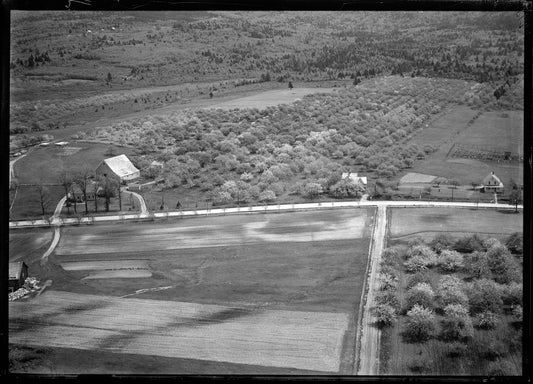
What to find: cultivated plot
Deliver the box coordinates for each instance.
[55,209,368,255]
[10,290,348,373]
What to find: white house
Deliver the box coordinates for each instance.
[481,171,504,193]
[96,154,140,183]
[342,172,367,187]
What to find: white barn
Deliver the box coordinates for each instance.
[342,172,367,187]
[96,154,140,183]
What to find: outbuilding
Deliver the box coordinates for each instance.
[96,154,140,183]
[342,172,368,187]
[9,262,28,293]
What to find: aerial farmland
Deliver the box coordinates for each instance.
[8,9,524,377]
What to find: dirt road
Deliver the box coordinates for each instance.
[357,205,387,375]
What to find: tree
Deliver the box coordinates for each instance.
[288,81,293,89]
[474,311,499,330]
[106,72,112,84]
[508,189,521,212]
[58,170,73,214]
[73,167,93,214]
[403,304,436,343]
[429,233,454,254]
[463,251,491,279]
[486,244,521,284]
[301,182,323,198]
[98,176,118,212]
[36,182,50,217]
[466,279,503,314]
[505,232,522,254]
[406,283,435,310]
[437,275,469,308]
[440,304,474,341]
[329,178,364,198]
[259,190,276,202]
[373,303,397,328]
[438,249,464,272]
[453,234,484,253]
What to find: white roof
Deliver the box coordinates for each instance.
[342,172,367,185]
[103,154,139,178]
[482,172,503,187]
[55,141,69,146]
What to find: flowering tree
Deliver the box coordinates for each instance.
[404,304,436,343]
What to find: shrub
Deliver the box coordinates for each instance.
[463,251,491,279]
[501,282,522,306]
[379,263,399,279]
[429,233,454,254]
[379,273,399,291]
[375,290,401,311]
[212,190,232,205]
[407,237,425,247]
[487,360,518,376]
[373,303,397,328]
[482,237,502,249]
[440,304,474,341]
[381,246,404,266]
[406,271,432,290]
[453,234,485,253]
[403,304,435,343]
[447,341,468,358]
[258,190,276,202]
[505,232,522,254]
[438,249,464,272]
[406,283,435,310]
[301,182,323,198]
[511,305,522,323]
[486,244,521,284]
[405,254,436,273]
[484,340,508,361]
[437,275,469,308]
[466,279,503,314]
[474,311,499,330]
[407,356,433,373]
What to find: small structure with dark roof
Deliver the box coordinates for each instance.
[9,262,28,293]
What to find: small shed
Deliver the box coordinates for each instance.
[481,171,504,193]
[96,154,140,183]
[9,262,28,293]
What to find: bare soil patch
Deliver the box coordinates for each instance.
[10,290,349,372]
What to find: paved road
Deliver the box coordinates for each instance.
[9,200,522,229]
[357,205,387,375]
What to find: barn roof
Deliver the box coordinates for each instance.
[9,262,26,280]
[342,172,367,185]
[101,154,139,178]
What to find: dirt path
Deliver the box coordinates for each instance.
[41,196,66,265]
[123,188,148,216]
[357,205,387,375]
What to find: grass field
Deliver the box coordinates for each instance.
[389,208,522,242]
[10,208,373,374]
[9,228,53,262]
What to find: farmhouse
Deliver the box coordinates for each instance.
[68,182,98,203]
[481,171,504,193]
[9,262,28,293]
[96,154,140,183]
[342,172,367,187]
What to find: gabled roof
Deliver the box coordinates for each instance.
[101,154,139,178]
[342,172,368,185]
[482,172,503,187]
[9,262,26,280]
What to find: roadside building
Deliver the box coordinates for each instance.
[96,154,140,183]
[342,172,368,188]
[481,171,504,193]
[67,182,98,203]
[9,262,28,293]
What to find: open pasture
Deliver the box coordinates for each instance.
[389,207,522,241]
[9,290,348,373]
[206,87,337,110]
